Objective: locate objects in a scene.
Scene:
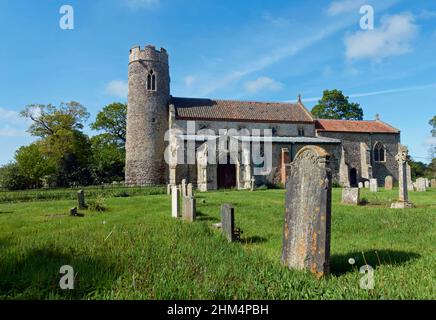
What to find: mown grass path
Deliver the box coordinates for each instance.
[0,188,434,299]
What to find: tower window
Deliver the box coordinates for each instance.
[373,142,386,162]
[147,70,157,91]
[298,127,305,137]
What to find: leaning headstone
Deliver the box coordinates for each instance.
[391,145,414,209]
[342,187,360,205]
[364,181,370,189]
[187,183,193,197]
[384,176,393,190]
[70,207,78,216]
[221,204,235,242]
[416,178,427,192]
[431,179,436,188]
[183,196,196,222]
[281,146,332,278]
[370,179,378,192]
[406,163,414,191]
[171,186,180,218]
[358,182,364,189]
[77,190,86,210]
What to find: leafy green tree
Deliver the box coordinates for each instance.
[14,143,56,188]
[90,103,127,146]
[89,135,125,184]
[311,90,364,120]
[20,101,92,187]
[430,115,436,137]
[0,163,27,190]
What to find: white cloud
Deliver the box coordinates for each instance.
[123,0,160,9]
[0,108,30,137]
[327,0,366,16]
[345,13,419,61]
[244,77,283,93]
[105,80,128,98]
[184,75,196,88]
[425,136,436,145]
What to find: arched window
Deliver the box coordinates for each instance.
[373,142,386,162]
[147,70,156,91]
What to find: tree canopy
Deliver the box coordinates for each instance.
[90,102,127,146]
[311,89,364,120]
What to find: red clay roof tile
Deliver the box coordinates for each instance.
[315,119,399,134]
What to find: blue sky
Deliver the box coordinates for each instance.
[0,0,435,165]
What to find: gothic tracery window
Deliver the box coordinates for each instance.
[373,142,386,162]
[147,69,156,91]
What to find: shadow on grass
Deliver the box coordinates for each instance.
[0,248,120,299]
[330,249,421,276]
[196,211,219,222]
[240,236,268,244]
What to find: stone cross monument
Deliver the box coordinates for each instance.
[391,145,414,209]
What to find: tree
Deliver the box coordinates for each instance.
[90,103,127,146]
[311,90,364,120]
[20,101,92,187]
[14,143,56,188]
[0,163,27,190]
[430,115,436,137]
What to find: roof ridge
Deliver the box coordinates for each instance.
[172,96,296,105]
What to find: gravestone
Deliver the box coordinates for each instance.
[358,182,364,189]
[187,183,193,197]
[183,196,196,222]
[416,178,427,192]
[406,163,414,191]
[391,145,414,209]
[250,177,255,191]
[70,207,78,216]
[369,179,378,192]
[364,181,370,189]
[221,204,236,242]
[384,176,393,190]
[281,145,332,278]
[424,178,429,188]
[181,179,187,198]
[342,187,360,205]
[431,179,436,188]
[167,184,171,195]
[171,186,180,218]
[77,190,87,210]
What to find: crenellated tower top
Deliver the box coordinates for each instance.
[129,45,168,64]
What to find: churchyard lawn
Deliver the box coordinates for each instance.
[0,188,434,299]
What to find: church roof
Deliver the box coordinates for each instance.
[171,97,314,123]
[315,119,400,134]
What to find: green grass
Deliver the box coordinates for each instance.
[0,187,435,300]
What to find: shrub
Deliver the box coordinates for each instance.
[87,195,107,212]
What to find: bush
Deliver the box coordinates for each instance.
[88,195,107,212]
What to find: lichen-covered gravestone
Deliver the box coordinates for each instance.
[187,183,193,197]
[416,178,427,192]
[281,146,332,278]
[221,203,235,242]
[384,176,393,190]
[342,187,360,205]
[369,179,378,192]
[183,196,196,222]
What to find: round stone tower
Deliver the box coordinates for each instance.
[125,45,170,185]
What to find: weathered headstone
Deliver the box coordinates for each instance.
[250,177,255,191]
[431,179,436,188]
[391,145,414,209]
[171,186,180,218]
[406,163,414,191]
[77,190,86,210]
[424,178,430,188]
[416,178,427,192]
[221,203,235,242]
[364,181,370,189]
[70,207,78,216]
[358,182,364,189]
[281,146,332,278]
[167,184,171,195]
[370,179,378,192]
[187,183,193,197]
[342,187,360,205]
[384,176,393,190]
[183,196,196,222]
[181,179,187,198]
